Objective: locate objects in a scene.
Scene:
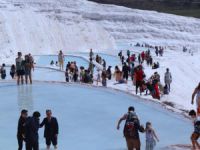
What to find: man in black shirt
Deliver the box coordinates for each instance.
[25,111,41,150]
[40,110,59,150]
[17,109,28,150]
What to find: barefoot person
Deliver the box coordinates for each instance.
[145,122,159,150]
[192,83,200,115]
[25,111,41,150]
[24,55,33,84]
[189,110,200,150]
[117,106,144,150]
[10,64,16,79]
[164,68,172,92]
[58,50,64,70]
[40,110,59,150]
[16,52,25,85]
[17,109,28,150]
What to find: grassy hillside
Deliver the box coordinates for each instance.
[89,0,200,18]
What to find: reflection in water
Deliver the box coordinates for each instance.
[17,85,33,112]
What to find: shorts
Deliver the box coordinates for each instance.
[46,136,57,146]
[17,70,25,76]
[191,132,200,141]
[59,61,64,66]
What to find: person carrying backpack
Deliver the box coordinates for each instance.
[0,63,6,79]
[189,110,200,149]
[117,106,144,150]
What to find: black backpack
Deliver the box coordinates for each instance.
[123,112,138,138]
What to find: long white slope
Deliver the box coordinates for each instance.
[0,0,200,60]
[0,0,116,63]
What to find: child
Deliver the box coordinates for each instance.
[189,110,200,150]
[96,69,101,86]
[145,122,159,150]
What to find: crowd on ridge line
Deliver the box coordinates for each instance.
[115,49,171,100]
[134,42,165,51]
[17,109,58,150]
[0,48,172,100]
[86,49,171,100]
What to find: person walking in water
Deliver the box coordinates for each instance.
[164,68,172,92]
[10,64,16,79]
[145,122,159,150]
[16,52,25,85]
[189,110,200,150]
[117,106,144,150]
[192,83,200,116]
[58,50,64,70]
[40,110,59,150]
[0,63,6,79]
[24,55,33,84]
[25,111,41,150]
[17,109,28,150]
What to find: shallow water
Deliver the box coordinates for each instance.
[4,67,65,82]
[76,52,121,67]
[34,55,89,68]
[0,82,192,150]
